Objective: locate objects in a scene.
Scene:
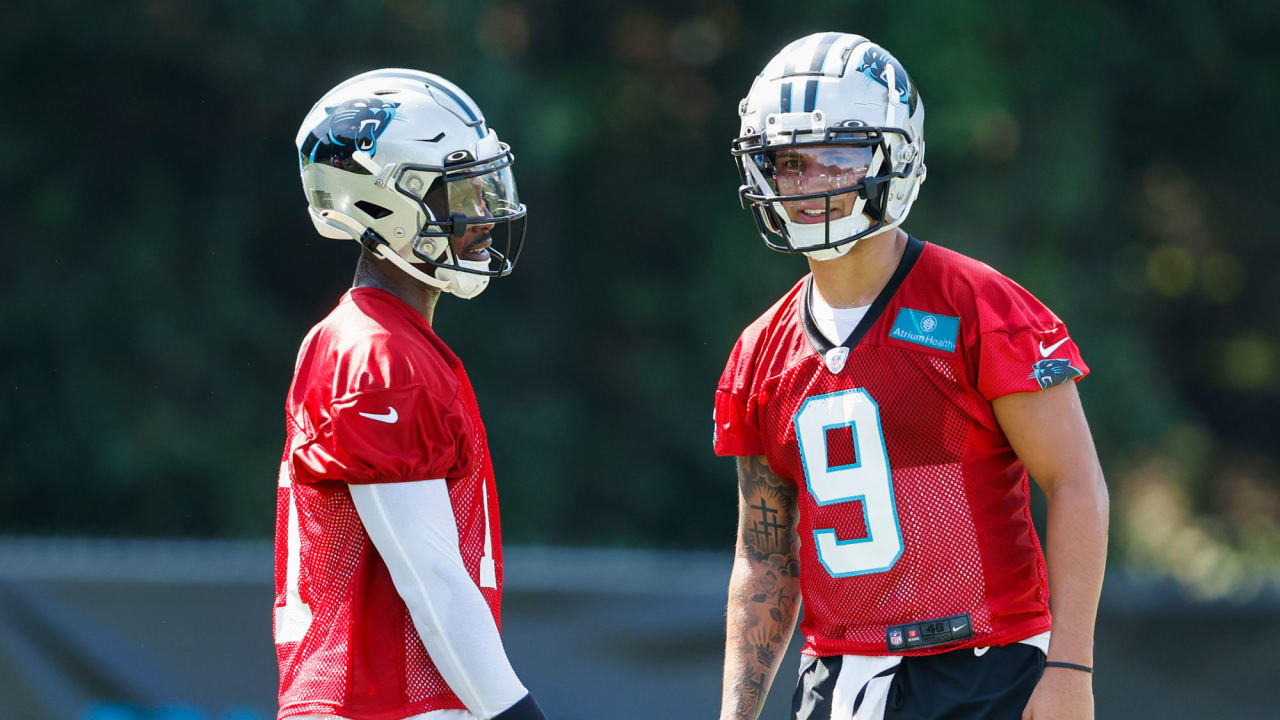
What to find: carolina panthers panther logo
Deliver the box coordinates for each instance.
[299,98,400,173]
[1029,358,1082,390]
[855,47,918,116]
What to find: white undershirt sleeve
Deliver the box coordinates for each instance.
[349,479,528,719]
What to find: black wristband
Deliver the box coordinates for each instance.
[492,693,546,720]
[1043,660,1093,674]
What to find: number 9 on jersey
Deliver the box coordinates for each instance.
[794,389,903,577]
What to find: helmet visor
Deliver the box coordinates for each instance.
[763,145,873,225]
[445,160,521,220]
[396,161,521,222]
[394,153,527,277]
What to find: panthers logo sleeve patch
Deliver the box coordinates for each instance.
[1028,358,1083,390]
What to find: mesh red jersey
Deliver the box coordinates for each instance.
[274,287,503,720]
[714,236,1088,657]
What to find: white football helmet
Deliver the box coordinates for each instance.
[296,68,526,299]
[733,33,926,260]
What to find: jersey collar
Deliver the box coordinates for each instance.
[800,234,925,365]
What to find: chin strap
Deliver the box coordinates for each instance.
[369,236,453,291]
[433,243,490,300]
[315,208,490,298]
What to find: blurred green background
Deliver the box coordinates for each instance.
[4,0,1278,600]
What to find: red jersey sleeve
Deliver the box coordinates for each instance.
[714,333,765,457]
[311,384,476,484]
[974,275,1090,400]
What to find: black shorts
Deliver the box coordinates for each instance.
[792,643,1046,720]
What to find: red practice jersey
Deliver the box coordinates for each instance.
[274,288,503,720]
[714,236,1088,657]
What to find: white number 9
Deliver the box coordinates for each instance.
[793,389,903,577]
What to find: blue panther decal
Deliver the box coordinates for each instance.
[855,46,918,116]
[299,98,400,173]
[1028,358,1082,390]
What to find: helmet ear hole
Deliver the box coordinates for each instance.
[354,200,393,220]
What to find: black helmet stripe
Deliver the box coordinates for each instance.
[802,79,818,113]
[780,33,855,118]
[803,32,843,112]
[807,32,842,73]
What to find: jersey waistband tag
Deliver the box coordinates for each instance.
[886,612,973,651]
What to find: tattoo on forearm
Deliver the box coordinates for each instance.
[738,455,799,562]
[746,498,787,555]
[723,456,801,720]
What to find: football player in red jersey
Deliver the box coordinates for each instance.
[715,34,1108,720]
[274,69,545,720]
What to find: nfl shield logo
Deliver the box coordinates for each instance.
[824,346,849,374]
[889,630,903,647]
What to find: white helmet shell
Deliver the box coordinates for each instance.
[734,33,926,259]
[296,68,526,298]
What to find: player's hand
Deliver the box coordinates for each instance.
[1021,668,1093,720]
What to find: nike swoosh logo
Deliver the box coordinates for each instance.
[952,623,968,632]
[358,407,398,424]
[1039,337,1070,357]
